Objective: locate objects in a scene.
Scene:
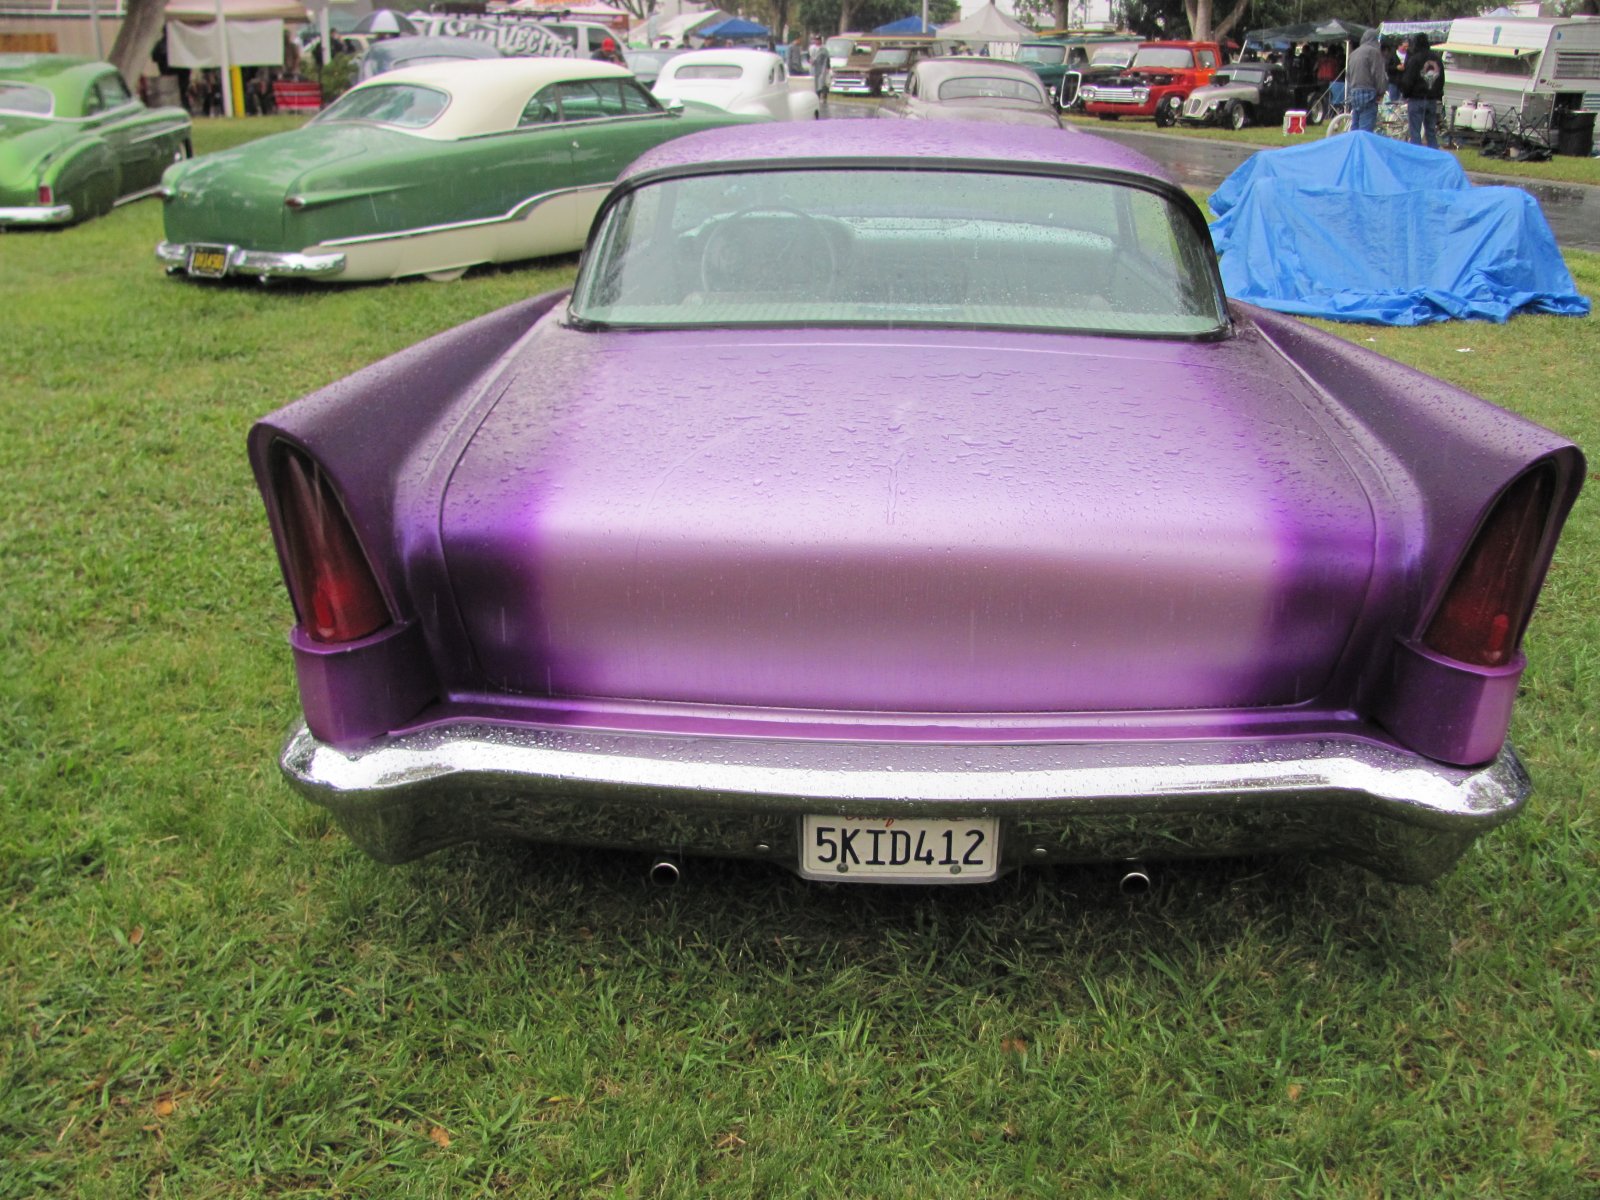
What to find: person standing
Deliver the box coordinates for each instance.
[1385,38,1405,102]
[1400,32,1445,149]
[810,36,831,101]
[1346,28,1386,133]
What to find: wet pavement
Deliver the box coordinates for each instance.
[817,96,1600,252]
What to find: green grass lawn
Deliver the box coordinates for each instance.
[1,166,1596,1196]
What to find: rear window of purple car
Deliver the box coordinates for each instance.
[571,168,1227,336]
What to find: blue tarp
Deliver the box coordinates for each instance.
[873,16,937,33]
[1209,133,1590,324]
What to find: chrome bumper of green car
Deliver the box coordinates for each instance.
[0,202,74,225]
[156,240,346,280]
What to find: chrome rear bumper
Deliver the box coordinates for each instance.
[156,240,346,279]
[280,722,1531,883]
[0,202,74,225]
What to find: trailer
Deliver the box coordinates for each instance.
[1438,16,1600,154]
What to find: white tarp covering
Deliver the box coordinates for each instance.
[165,18,286,67]
[165,0,307,18]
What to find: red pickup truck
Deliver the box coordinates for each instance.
[1080,41,1223,126]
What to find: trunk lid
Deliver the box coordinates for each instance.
[440,324,1376,714]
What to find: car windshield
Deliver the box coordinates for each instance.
[826,38,853,56]
[0,81,53,115]
[1090,46,1137,66]
[1017,45,1067,65]
[571,168,1226,337]
[1215,66,1268,84]
[1131,48,1196,70]
[673,64,744,81]
[872,49,912,67]
[938,76,1046,103]
[313,83,449,129]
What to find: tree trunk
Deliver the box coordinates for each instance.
[108,0,167,88]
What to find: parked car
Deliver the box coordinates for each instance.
[1056,39,1141,109]
[1081,40,1223,126]
[156,58,762,283]
[1,53,190,227]
[252,121,1583,885]
[357,35,503,82]
[879,59,1062,127]
[830,35,944,95]
[652,50,818,120]
[1180,62,1294,129]
[622,47,686,90]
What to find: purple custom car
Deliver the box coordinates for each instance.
[249,122,1584,885]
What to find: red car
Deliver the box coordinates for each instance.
[1081,40,1222,126]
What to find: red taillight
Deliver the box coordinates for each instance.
[38,184,53,205]
[1422,467,1555,668]
[273,444,390,644]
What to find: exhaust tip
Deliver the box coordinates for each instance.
[648,858,681,887]
[1118,867,1152,896]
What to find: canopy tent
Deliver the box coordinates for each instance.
[1379,19,1452,41]
[695,15,769,39]
[874,16,937,34]
[1244,18,1369,47]
[504,0,630,18]
[937,2,1032,43]
[636,9,727,46]
[1209,133,1589,325]
[164,0,307,17]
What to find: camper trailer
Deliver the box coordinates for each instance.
[1439,16,1600,148]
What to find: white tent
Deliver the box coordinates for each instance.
[637,9,726,46]
[938,2,1033,42]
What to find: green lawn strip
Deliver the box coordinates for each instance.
[2,168,1596,1194]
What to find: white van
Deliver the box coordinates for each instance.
[1438,16,1600,135]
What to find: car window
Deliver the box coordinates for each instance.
[938,76,1048,103]
[313,83,449,129]
[673,64,743,81]
[519,88,560,125]
[1017,45,1067,65]
[573,168,1227,338]
[552,78,661,120]
[94,72,132,110]
[0,81,53,115]
[1198,50,1217,69]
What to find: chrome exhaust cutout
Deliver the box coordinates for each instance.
[1118,865,1152,896]
[648,857,682,887]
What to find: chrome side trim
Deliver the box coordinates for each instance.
[319,184,604,247]
[280,722,1531,881]
[0,202,74,225]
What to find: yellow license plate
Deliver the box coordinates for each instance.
[188,247,230,278]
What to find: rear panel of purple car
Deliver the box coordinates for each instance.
[245,134,1584,880]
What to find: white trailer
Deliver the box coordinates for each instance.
[1438,15,1600,142]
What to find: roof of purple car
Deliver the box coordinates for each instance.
[620,120,1177,184]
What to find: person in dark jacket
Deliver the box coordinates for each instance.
[1400,32,1445,149]
[1385,38,1405,102]
[1347,28,1386,132]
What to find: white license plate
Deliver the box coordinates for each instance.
[801,816,999,883]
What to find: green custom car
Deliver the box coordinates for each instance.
[157,57,765,283]
[0,54,190,227]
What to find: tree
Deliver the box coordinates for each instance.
[108,0,167,87]
[795,0,956,36]
[1182,0,1250,43]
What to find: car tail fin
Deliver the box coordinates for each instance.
[1421,465,1557,668]
[271,442,390,644]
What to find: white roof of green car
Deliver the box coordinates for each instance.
[343,56,634,139]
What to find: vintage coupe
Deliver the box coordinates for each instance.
[879,59,1063,127]
[156,58,760,283]
[252,122,1583,885]
[0,53,190,227]
[651,51,819,121]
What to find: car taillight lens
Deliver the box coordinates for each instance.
[38,184,53,205]
[1421,466,1556,667]
[273,443,390,644]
